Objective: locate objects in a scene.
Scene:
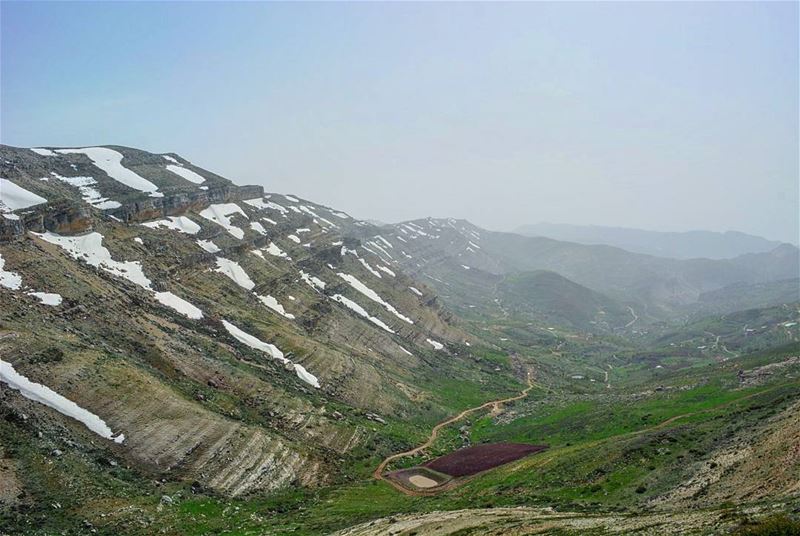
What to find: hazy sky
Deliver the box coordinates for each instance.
[2,2,797,243]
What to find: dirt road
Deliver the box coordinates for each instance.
[625,306,638,328]
[374,372,535,491]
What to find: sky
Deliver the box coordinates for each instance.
[2,2,798,243]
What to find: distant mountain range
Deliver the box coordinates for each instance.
[513,222,789,260]
[361,218,799,323]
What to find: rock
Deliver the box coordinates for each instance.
[366,413,387,425]
[160,495,173,505]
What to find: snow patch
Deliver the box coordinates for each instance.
[51,173,121,210]
[198,203,247,239]
[165,164,205,184]
[142,216,201,235]
[375,235,393,249]
[299,271,326,291]
[34,231,202,319]
[337,273,413,324]
[367,240,394,260]
[197,239,220,253]
[222,320,287,363]
[426,338,444,350]
[0,178,47,215]
[257,294,296,320]
[0,253,23,290]
[36,231,152,288]
[299,206,337,228]
[332,294,395,333]
[245,198,289,216]
[264,242,289,259]
[1,254,63,306]
[57,147,162,197]
[221,320,319,387]
[293,364,320,388]
[214,257,255,290]
[153,292,203,319]
[377,265,395,277]
[1,358,124,443]
[27,292,63,306]
[358,258,382,278]
[243,197,269,210]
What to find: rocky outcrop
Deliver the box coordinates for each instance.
[42,202,94,235]
[0,185,263,241]
[1,201,93,242]
[0,217,24,242]
[110,184,264,223]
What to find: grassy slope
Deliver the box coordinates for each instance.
[2,233,796,535]
[22,337,792,536]
[496,270,631,331]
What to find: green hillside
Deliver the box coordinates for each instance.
[497,270,631,331]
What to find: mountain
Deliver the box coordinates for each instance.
[1,144,799,535]
[514,222,788,260]
[496,270,632,331]
[690,278,800,318]
[0,144,508,500]
[346,218,798,322]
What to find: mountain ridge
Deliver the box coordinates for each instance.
[513,221,791,259]
[367,217,799,321]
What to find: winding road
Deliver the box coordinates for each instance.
[373,372,536,492]
[625,306,639,328]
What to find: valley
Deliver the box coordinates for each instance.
[0,145,798,535]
